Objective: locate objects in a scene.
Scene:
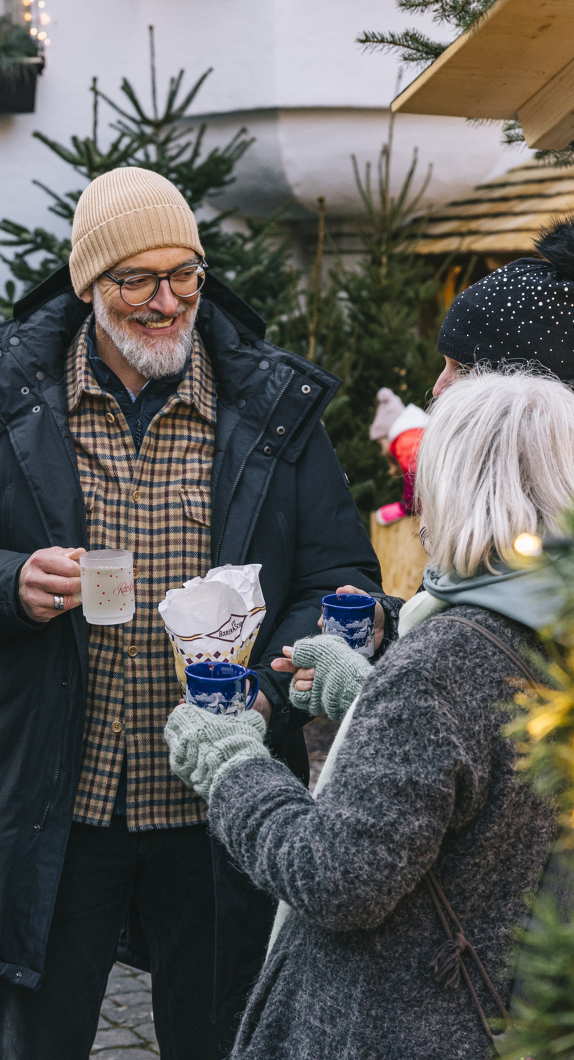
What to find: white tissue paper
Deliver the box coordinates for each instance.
[158,564,266,695]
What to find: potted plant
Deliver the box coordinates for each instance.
[0,18,44,114]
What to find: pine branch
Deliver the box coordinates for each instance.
[357,29,449,64]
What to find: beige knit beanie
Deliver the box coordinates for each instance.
[69,167,204,296]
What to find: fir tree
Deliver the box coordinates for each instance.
[280,117,445,525]
[0,26,297,326]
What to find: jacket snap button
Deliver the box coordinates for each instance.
[301,384,311,395]
[21,386,29,395]
[276,425,285,435]
[111,720,123,733]
[132,490,141,502]
[128,645,138,658]
[36,370,46,381]
[106,412,115,423]
[237,398,246,409]
[15,971,22,978]
[258,360,269,370]
[263,446,272,456]
[32,406,41,414]
[9,337,20,346]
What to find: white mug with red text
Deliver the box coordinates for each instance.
[79,549,135,625]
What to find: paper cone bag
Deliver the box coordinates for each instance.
[158,564,266,695]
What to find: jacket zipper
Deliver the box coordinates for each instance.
[215,369,295,565]
[35,656,77,831]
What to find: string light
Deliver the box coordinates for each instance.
[514,533,543,557]
[23,0,52,46]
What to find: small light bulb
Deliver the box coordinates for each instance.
[38,1,45,6]
[24,10,31,18]
[30,26,37,34]
[44,37,50,44]
[22,0,32,6]
[514,533,543,557]
[37,30,46,39]
[39,13,50,23]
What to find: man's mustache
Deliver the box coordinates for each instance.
[126,305,190,325]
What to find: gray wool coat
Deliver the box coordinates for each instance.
[208,605,556,1060]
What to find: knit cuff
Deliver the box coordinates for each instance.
[289,635,372,721]
[164,704,270,803]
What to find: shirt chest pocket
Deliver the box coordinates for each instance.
[179,486,211,528]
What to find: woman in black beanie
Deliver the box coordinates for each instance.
[435,217,574,395]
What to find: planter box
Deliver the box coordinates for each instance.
[0,57,43,114]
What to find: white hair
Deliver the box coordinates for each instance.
[416,368,574,577]
[92,283,199,380]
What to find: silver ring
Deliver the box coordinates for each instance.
[53,595,64,611]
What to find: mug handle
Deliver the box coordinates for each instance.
[244,669,259,710]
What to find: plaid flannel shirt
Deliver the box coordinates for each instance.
[66,318,216,830]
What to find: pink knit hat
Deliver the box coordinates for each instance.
[369,388,405,441]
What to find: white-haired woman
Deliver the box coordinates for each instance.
[165,369,574,1060]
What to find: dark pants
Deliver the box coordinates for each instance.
[0,817,273,1060]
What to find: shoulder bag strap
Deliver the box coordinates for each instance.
[424,610,541,1040]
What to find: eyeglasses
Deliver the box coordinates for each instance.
[103,261,208,307]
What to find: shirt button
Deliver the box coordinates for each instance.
[128,645,138,658]
[133,567,139,579]
[106,412,115,424]
[111,720,123,733]
[132,490,141,502]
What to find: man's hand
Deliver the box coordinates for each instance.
[318,585,385,651]
[18,546,86,623]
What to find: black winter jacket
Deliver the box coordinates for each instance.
[0,266,396,992]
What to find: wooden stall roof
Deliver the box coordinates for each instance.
[390,0,574,149]
[412,159,574,256]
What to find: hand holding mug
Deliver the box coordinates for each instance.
[18,546,86,623]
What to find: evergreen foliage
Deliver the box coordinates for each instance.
[0,15,40,79]
[0,26,296,327]
[499,511,574,1057]
[357,0,494,65]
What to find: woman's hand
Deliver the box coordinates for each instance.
[271,646,315,691]
[271,586,385,694]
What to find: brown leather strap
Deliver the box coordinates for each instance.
[438,613,539,686]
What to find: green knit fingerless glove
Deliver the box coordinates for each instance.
[164,705,270,803]
[290,635,372,721]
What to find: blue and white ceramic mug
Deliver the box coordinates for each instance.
[321,593,376,658]
[184,661,259,715]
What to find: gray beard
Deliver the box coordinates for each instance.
[92,285,199,380]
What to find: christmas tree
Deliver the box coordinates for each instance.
[0,26,297,330]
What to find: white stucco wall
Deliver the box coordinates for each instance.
[0,0,529,273]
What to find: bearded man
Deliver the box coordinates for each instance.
[0,167,398,1060]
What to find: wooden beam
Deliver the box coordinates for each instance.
[518,57,574,149]
[391,0,574,122]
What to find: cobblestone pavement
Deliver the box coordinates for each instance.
[92,963,159,1057]
[93,717,338,1056]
